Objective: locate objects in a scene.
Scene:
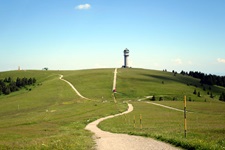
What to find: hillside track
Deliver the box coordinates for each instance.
[85,104,180,150]
[146,102,184,112]
[112,68,117,91]
[59,74,90,100]
[85,68,181,150]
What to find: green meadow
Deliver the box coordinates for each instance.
[0,69,127,149]
[0,68,225,149]
[100,69,225,150]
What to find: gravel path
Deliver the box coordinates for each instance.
[60,70,181,149]
[59,75,89,100]
[146,102,184,112]
[112,68,117,91]
[85,104,181,150]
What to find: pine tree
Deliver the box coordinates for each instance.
[203,86,206,91]
[151,95,156,101]
[8,77,12,83]
[210,92,214,98]
[198,92,201,97]
[3,86,11,95]
[193,89,197,95]
[28,78,33,85]
[16,77,21,87]
[219,92,225,101]
[3,78,8,82]
[32,78,36,84]
[219,95,222,101]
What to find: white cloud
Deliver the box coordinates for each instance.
[172,58,182,65]
[217,58,225,63]
[75,4,91,10]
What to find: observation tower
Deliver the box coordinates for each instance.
[123,48,129,68]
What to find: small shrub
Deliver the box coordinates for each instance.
[189,97,192,101]
[198,92,201,97]
[210,92,214,98]
[193,89,197,95]
[203,86,206,91]
[151,95,156,101]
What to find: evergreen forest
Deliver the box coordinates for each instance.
[0,77,36,95]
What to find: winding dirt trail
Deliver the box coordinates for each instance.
[85,103,180,150]
[112,68,117,91]
[59,75,89,100]
[85,68,181,150]
[59,70,181,149]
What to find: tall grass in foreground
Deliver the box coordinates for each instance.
[99,101,225,149]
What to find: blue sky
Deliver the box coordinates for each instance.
[0,0,225,75]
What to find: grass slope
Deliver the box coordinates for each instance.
[61,69,115,100]
[0,68,224,149]
[0,69,127,149]
[116,68,224,101]
[99,68,225,150]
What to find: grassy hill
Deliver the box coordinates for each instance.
[115,68,224,102]
[0,68,224,149]
[0,69,126,149]
[102,68,225,150]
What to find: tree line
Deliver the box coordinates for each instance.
[180,70,225,101]
[0,77,36,95]
[180,71,225,87]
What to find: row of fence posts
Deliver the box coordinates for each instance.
[123,114,143,129]
[123,95,187,137]
[132,114,142,129]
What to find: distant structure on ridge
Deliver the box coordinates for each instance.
[123,48,129,68]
